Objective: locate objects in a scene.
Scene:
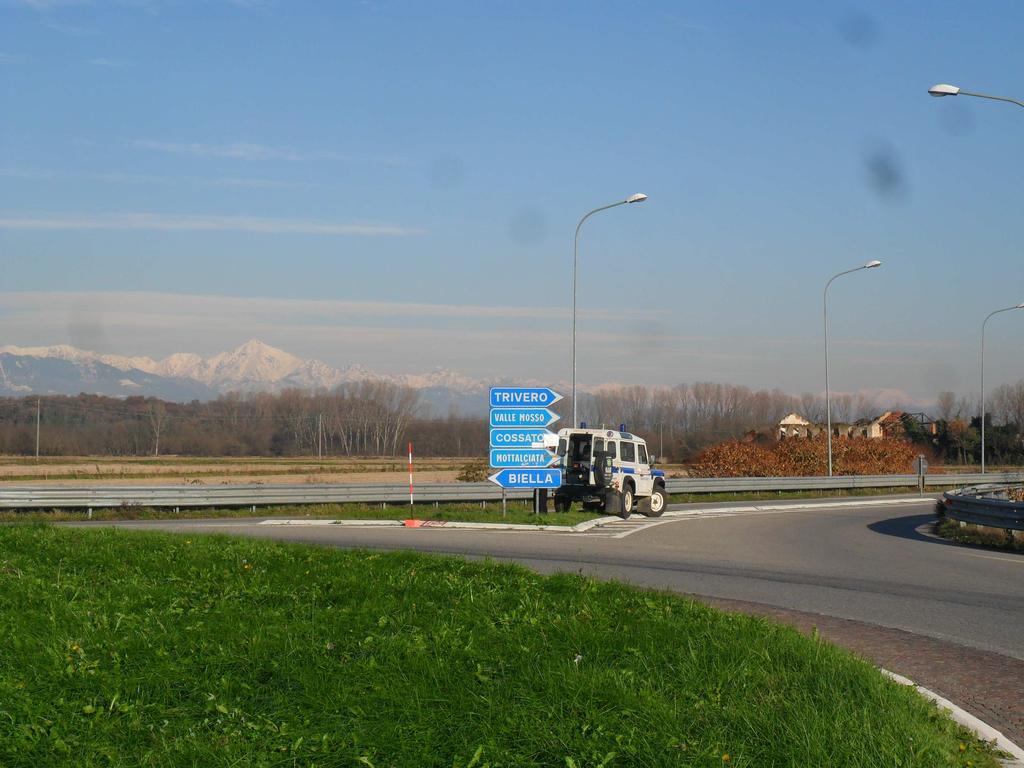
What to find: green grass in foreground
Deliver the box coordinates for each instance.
[0,526,999,767]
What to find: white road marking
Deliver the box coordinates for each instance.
[962,551,1024,565]
[592,497,936,539]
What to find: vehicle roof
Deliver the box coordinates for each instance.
[556,427,644,443]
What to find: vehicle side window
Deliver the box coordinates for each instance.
[621,441,636,463]
[557,439,567,457]
[594,438,604,454]
[638,444,648,465]
[606,441,617,459]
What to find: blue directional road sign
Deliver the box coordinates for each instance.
[489,387,562,409]
[489,407,559,428]
[489,448,560,468]
[489,428,556,448]
[488,468,563,489]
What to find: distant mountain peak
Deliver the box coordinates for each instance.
[0,339,567,416]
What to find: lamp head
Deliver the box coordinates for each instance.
[864,260,882,269]
[928,83,960,97]
[626,193,648,204]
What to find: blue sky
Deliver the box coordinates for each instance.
[2,0,1024,403]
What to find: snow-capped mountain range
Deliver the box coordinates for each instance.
[0,339,521,413]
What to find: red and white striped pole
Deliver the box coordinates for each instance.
[408,441,414,505]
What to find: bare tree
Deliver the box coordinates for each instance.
[147,401,168,457]
[935,390,957,422]
[992,381,1024,428]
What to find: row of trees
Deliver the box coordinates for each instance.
[0,379,1022,462]
[0,383,420,458]
[926,383,1024,465]
[576,383,881,459]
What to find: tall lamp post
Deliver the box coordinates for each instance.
[980,303,1024,473]
[929,83,1023,471]
[571,193,647,427]
[823,260,883,476]
[929,83,1024,109]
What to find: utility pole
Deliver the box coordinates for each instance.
[317,413,323,459]
[35,397,40,459]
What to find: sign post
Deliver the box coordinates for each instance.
[487,387,563,513]
[914,454,928,496]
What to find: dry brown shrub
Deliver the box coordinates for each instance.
[692,436,919,477]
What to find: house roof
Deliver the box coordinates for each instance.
[779,412,811,426]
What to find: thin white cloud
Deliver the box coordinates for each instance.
[46,22,97,35]
[0,167,308,189]
[130,138,401,165]
[10,0,88,8]
[92,171,307,189]
[87,57,129,67]
[0,168,55,180]
[131,139,304,161]
[0,291,663,324]
[0,212,424,236]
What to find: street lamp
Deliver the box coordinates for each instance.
[823,260,882,476]
[928,83,1024,109]
[980,303,1024,473]
[571,193,647,427]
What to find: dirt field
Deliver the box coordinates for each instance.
[0,457,465,485]
[0,455,693,486]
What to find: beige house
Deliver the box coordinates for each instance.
[778,412,816,439]
[777,410,935,441]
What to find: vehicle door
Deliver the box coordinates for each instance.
[605,439,620,489]
[634,442,655,496]
[591,438,604,485]
[619,440,639,490]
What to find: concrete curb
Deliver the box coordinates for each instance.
[258,519,403,527]
[402,520,578,532]
[881,669,1024,766]
[256,496,936,531]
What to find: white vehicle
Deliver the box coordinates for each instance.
[551,427,666,519]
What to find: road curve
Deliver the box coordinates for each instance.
[67,495,1024,742]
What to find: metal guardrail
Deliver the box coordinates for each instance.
[1,471,1023,511]
[942,486,1024,532]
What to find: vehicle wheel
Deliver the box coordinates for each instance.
[618,486,634,520]
[553,495,571,513]
[637,495,652,516]
[603,490,621,516]
[645,486,666,517]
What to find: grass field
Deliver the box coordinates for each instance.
[0,456,475,485]
[0,525,1000,767]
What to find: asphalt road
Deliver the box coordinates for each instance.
[79,495,1024,661]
